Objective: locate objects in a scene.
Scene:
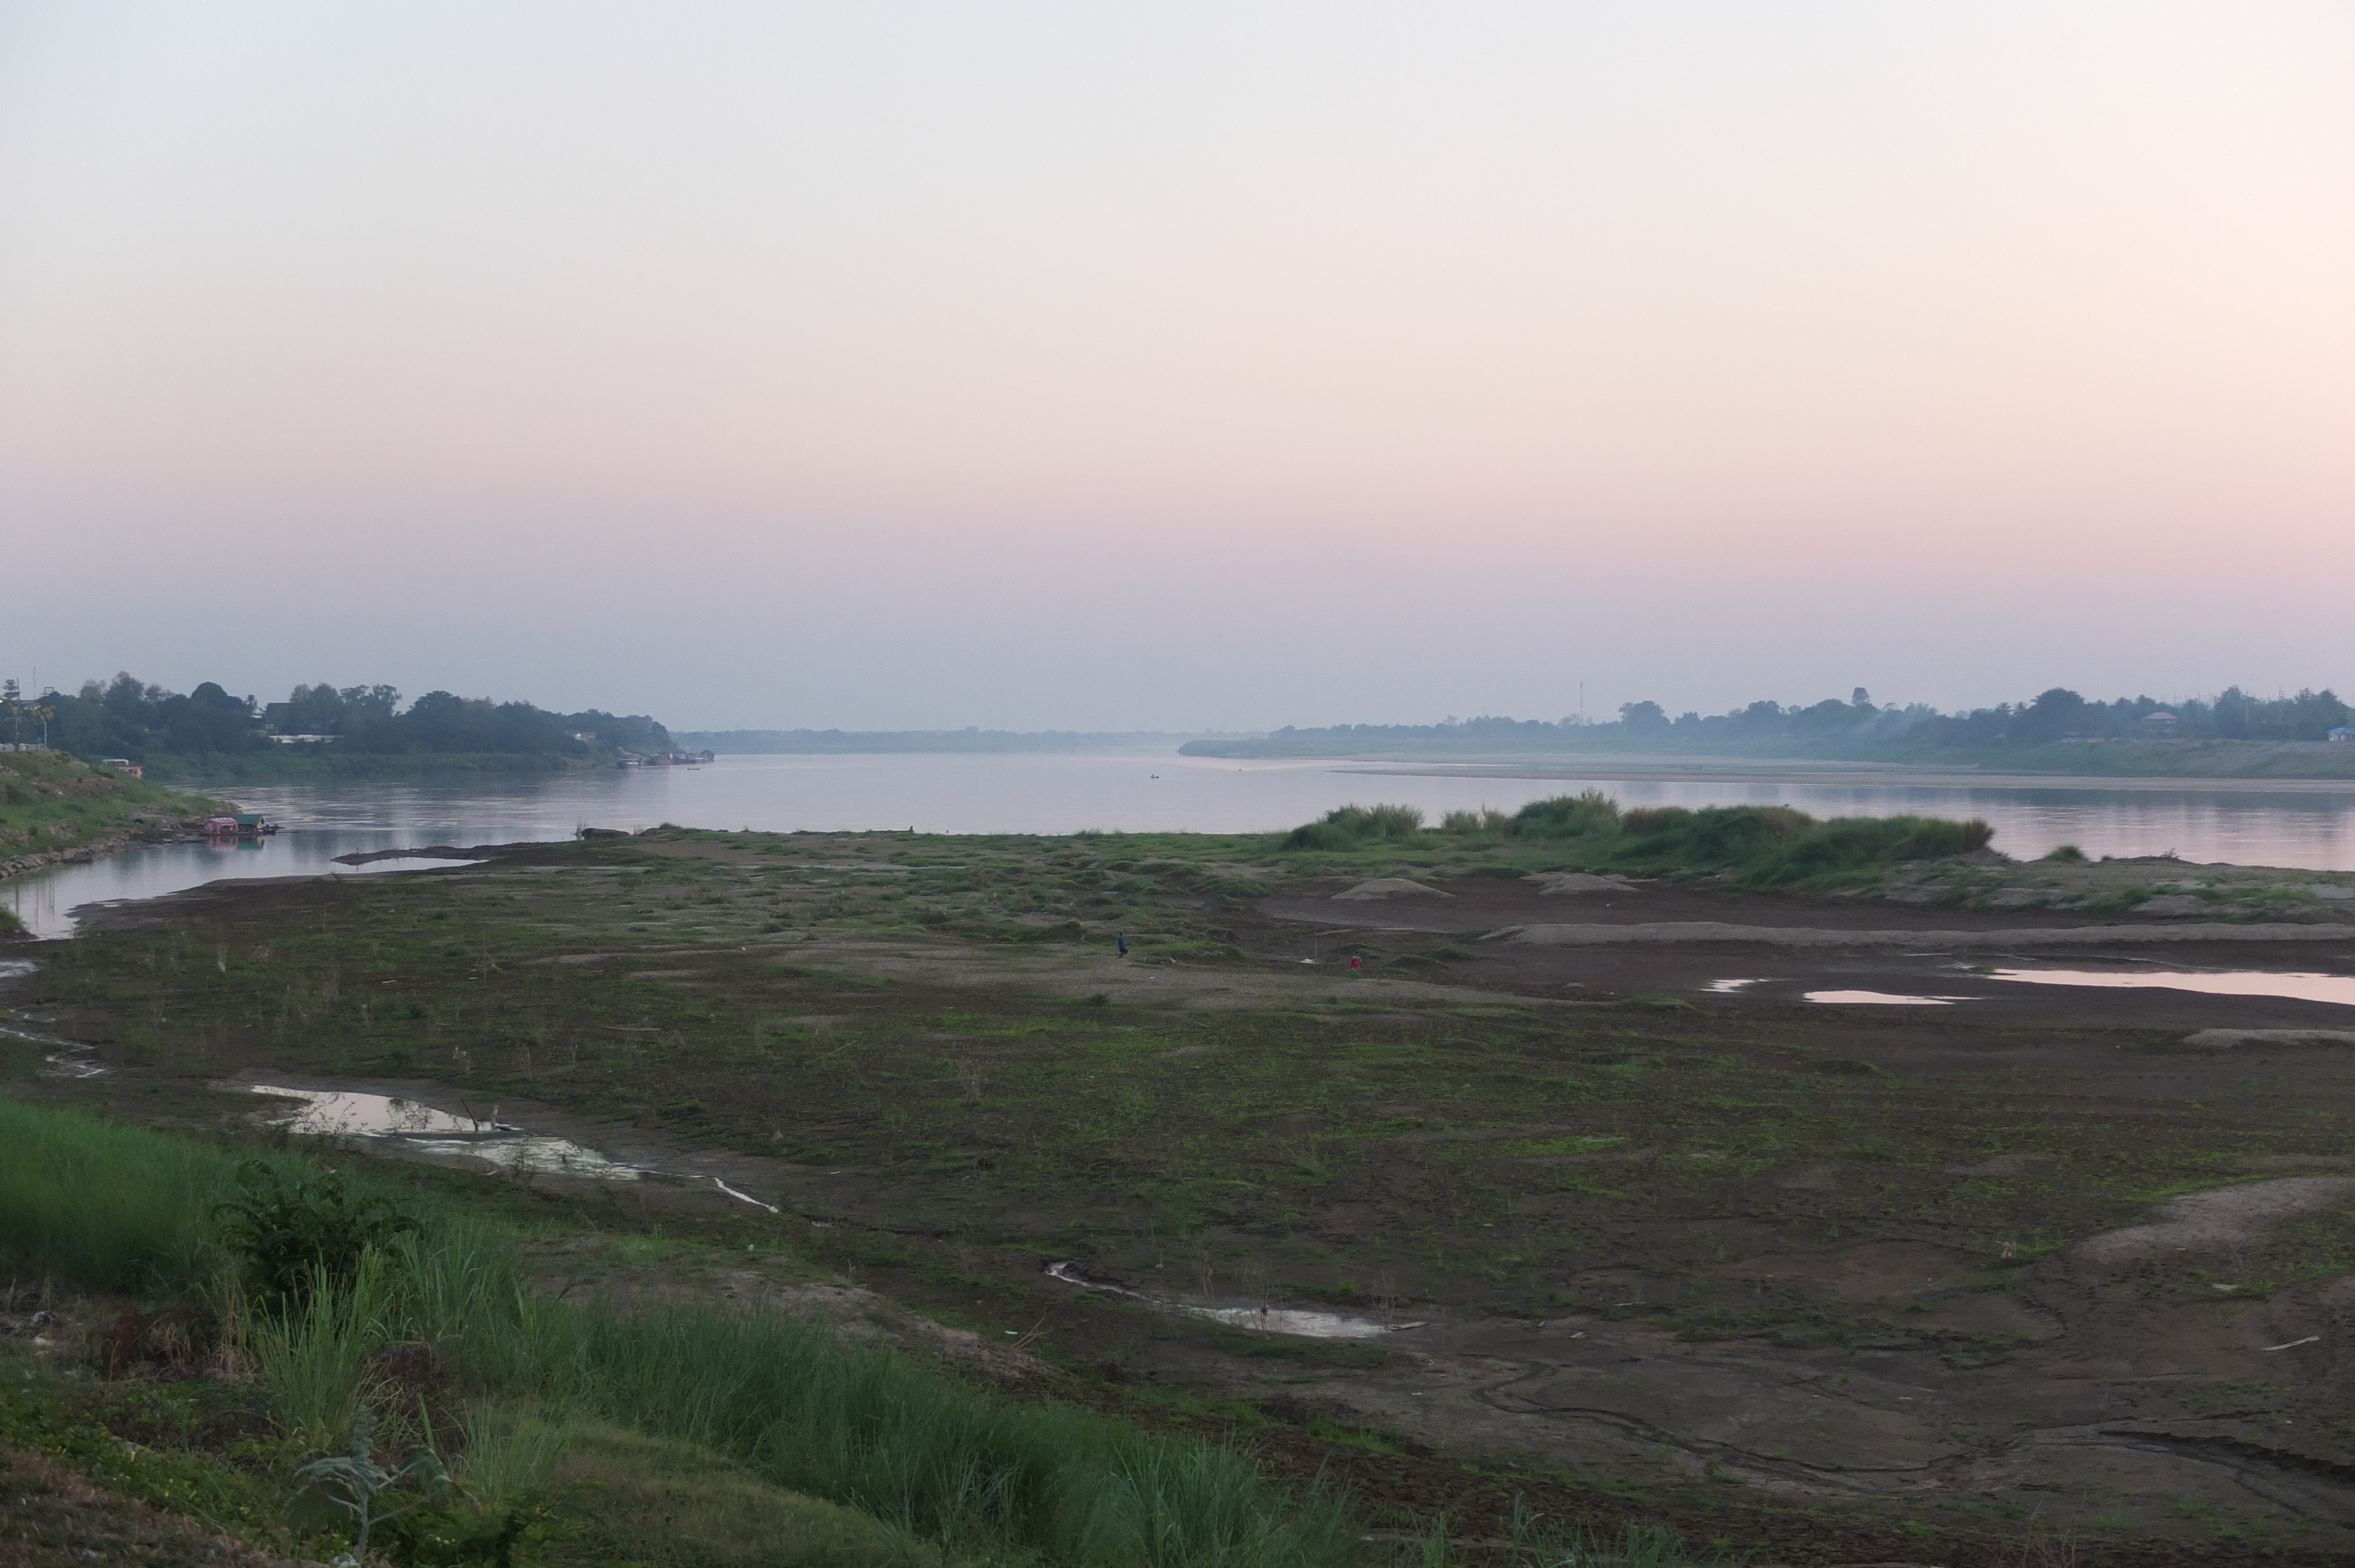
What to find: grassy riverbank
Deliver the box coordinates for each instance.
[1,753,227,931]
[1,752,224,859]
[0,1098,1378,1568]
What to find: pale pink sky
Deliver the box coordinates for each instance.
[2,2,2350,729]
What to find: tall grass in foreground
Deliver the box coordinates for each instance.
[551,1301,1354,1568]
[0,1098,256,1292]
[252,1258,401,1450]
[0,1101,1360,1568]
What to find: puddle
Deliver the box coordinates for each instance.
[1987,969,2355,1006]
[244,1084,791,1211]
[6,1024,106,1078]
[1044,1262,1414,1339]
[1803,991,1969,1006]
[2,977,106,1077]
[333,856,486,876]
[250,1087,639,1178]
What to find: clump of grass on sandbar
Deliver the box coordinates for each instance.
[1282,791,1994,889]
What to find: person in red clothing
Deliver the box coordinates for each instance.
[1348,955,1362,973]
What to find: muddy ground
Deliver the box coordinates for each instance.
[5,828,2355,1564]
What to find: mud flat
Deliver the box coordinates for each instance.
[9,826,2355,1562]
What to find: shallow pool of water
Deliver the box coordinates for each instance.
[1803,990,1968,1006]
[2,1019,103,1078]
[250,1085,641,1178]
[1044,1262,1407,1338]
[1986,968,2355,1006]
[245,1084,789,1210]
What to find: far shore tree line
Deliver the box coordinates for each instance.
[1183,685,2355,758]
[7,673,672,765]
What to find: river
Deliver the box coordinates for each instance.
[11,752,2355,938]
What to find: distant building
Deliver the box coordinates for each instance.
[2138,711,2178,735]
[268,734,338,745]
[102,758,142,778]
[572,730,598,743]
[2330,726,2355,744]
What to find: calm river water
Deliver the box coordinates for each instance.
[11,752,2355,938]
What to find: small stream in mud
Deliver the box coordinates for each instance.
[1042,1261,1419,1340]
[0,957,104,1076]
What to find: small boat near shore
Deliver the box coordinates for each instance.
[614,750,717,769]
[202,812,277,839]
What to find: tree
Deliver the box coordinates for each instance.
[2014,687,2089,745]
[1617,700,1670,734]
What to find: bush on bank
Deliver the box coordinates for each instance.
[1284,793,1993,889]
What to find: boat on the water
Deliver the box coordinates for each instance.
[203,812,277,838]
[614,750,716,769]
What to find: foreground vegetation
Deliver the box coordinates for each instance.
[0,1098,1378,1567]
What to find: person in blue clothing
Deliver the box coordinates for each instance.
[1117,935,1127,955]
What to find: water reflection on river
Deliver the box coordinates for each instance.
[10,752,2355,938]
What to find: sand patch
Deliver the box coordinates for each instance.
[1524,872,1637,896]
[2074,1177,2355,1264]
[1332,879,1451,901]
[2132,895,2208,917]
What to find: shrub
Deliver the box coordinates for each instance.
[1511,790,1620,839]
[1577,805,1994,888]
[1282,803,1425,850]
[214,1159,419,1311]
[1734,813,1994,888]
[1618,806,1692,837]
[2041,843,2088,863]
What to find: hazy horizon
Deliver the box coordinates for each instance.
[5,3,2350,732]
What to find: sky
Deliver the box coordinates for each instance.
[2,2,2350,732]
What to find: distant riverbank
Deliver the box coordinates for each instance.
[1188,736,2355,780]
[137,749,617,783]
[1337,755,2355,793]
